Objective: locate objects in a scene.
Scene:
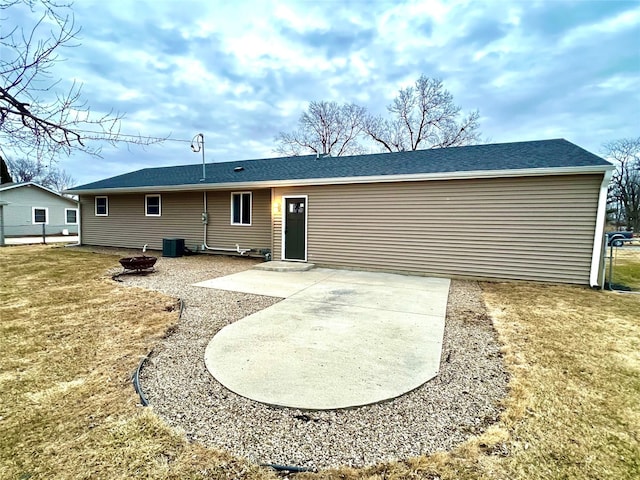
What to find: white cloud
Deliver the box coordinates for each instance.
[561,7,640,47]
[4,0,637,185]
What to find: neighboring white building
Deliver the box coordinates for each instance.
[0,182,79,238]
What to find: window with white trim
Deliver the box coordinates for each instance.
[32,207,48,224]
[231,192,251,225]
[65,208,78,224]
[95,196,108,216]
[145,194,161,216]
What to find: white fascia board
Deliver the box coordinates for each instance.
[589,168,614,287]
[2,181,65,198]
[66,164,614,196]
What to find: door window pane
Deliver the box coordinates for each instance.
[289,202,304,213]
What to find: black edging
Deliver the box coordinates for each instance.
[132,353,150,406]
[132,298,184,407]
[131,298,315,472]
[260,463,316,473]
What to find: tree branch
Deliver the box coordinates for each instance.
[1,0,167,164]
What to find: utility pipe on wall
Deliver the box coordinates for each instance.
[201,191,250,255]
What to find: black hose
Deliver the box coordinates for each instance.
[260,463,315,473]
[133,300,316,473]
[132,353,150,406]
[132,298,184,406]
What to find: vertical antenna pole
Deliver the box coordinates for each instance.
[201,134,205,180]
[191,133,205,181]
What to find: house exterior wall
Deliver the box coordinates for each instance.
[0,185,78,236]
[79,189,272,254]
[205,189,271,253]
[80,192,203,250]
[273,174,603,284]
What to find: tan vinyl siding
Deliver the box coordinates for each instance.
[273,174,603,284]
[205,189,271,251]
[80,192,204,250]
[79,189,272,254]
[273,203,282,259]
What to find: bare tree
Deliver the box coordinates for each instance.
[1,155,12,183]
[47,166,75,192]
[275,101,367,156]
[6,157,74,192]
[364,76,480,152]
[0,0,161,164]
[6,157,42,183]
[605,137,640,232]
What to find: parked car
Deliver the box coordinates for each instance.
[606,231,633,247]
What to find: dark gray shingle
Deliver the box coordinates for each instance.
[69,139,611,192]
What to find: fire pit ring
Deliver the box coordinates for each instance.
[119,255,157,272]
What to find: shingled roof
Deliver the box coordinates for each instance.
[67,139,612,194]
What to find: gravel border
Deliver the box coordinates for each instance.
[104,249,508,470]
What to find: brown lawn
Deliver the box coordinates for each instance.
[1,245,638,479]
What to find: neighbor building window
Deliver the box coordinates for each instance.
[65,208,78,224]
[95,196,108,216]
[231,192,251,225]
[32,207,48,224]
[145,194,161,217]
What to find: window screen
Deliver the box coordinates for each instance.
[146,195,161,216]
[231,192,251,225]
[96,197,108,216]
[66,209,77,223]
[33,208,47,223]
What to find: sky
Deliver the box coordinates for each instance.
[4,0,640,186]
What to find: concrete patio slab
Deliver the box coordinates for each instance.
[326,269,449,289]
[200,268,450,410]
[193,268,336,298]
[293,277,449,317]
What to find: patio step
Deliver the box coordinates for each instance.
[253,261,315,272]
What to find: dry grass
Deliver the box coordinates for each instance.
[0,245,276,480]
[608,248,640,290]
[476,282,639,480]
[1,246,638,479]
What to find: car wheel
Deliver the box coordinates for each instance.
[612,239,623,247]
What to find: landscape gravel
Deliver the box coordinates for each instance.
[105,249,508,470]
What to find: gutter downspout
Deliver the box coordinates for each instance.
[201,192,250,255]
[65,199,81,247]
[589,169,614,287]
[0,203,5,246]
[75,200,82,246]
[0,200,11,246]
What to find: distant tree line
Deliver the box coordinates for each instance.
[1,156,75,192]
[275,75,481,157]
[605,137,640,232]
